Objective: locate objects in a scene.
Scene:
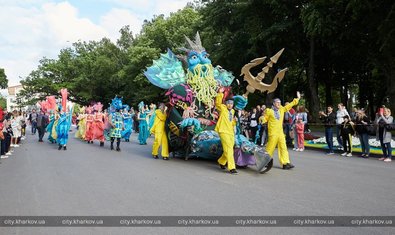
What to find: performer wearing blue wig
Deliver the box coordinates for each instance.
[137,102,149,145]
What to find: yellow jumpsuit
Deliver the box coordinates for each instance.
[263,98,299,166]
[215,93,236,170]
[151,109,169,158]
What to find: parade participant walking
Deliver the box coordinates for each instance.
[262,92,300,170]
[151,103,169,160]
[137,102,149,145]
[56,107,71,150]
[319,106,337,154]
[121,107,133,142]
[92,103,105,146]
[47,110,56,143]
[109,108,124,151]
[376,107,393,162]
[84,106,94,144]
[215,88,238,174]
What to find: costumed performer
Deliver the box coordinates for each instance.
[215,88,238,174]
[150,103,169,160]
[85,106,94,143]
[121,106,132,142]
[137,102,149,145]
[262,92,300,169]
[109,106,124,151]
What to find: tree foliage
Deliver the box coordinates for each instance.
[19,2,395,118]
[0,68,8,89]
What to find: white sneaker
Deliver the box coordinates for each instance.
[384,158,392,162]
[1,155,8,159]
[5,152,12,156]
[346,153,352,157]
[341,152,347,156]
[14,144,20,147]
[300,148,304,151]
[10,144,15,147]
[293,148,297,151]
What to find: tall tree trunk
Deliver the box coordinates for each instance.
[307,36,320,122]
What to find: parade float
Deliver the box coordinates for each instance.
[144,32,289,173]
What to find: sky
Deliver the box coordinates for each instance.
[0,0,191,87]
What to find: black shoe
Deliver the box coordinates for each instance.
[219,163,226,169]
[283,163,294,170]
[63,146,67,150]
[100,142,104,147]
[229,169,238,175]
[58,145,62,150]
[153,155,159,159]
[116,147,121,151]
[163,157,169,160]
[110,145,114,150]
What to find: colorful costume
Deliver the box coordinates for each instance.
[107,96,128,150]
[92,103,105,146]
[56,111,70,149]
[151,108,169,159]
[143,32,285,173]
[109,111,123,151]
[75,113,86,140]
[47,112,56,143]
[121,107,133,142]
[138,102,149,145]
[215,92,236,171]
[56,89,73,150]
[84,106,94,143]
[263,98,299,167]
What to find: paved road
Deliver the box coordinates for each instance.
[0,128,394,235]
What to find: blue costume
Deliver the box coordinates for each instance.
[108,96,128,151]
[47,113,56,143]
[138,102,149,145]
[56,111,71,150]
[121,112,133,142]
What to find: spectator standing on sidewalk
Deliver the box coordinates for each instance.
[319,106,337,155]
[355,109,371,158]
[336,103,349,150]
[375,107,393,162]
[340,115,355,157]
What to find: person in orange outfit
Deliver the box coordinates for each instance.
[150,103,169,160]
[215,88,238,175]
[263,91,300,169]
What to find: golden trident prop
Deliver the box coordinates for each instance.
[241,48,288,97]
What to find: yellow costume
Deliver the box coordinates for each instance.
[75,114,87,140]
[262,98,299,166]
[151,109,169,158]
[215,92,236,171]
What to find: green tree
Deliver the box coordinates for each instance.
[0,68,8,89]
